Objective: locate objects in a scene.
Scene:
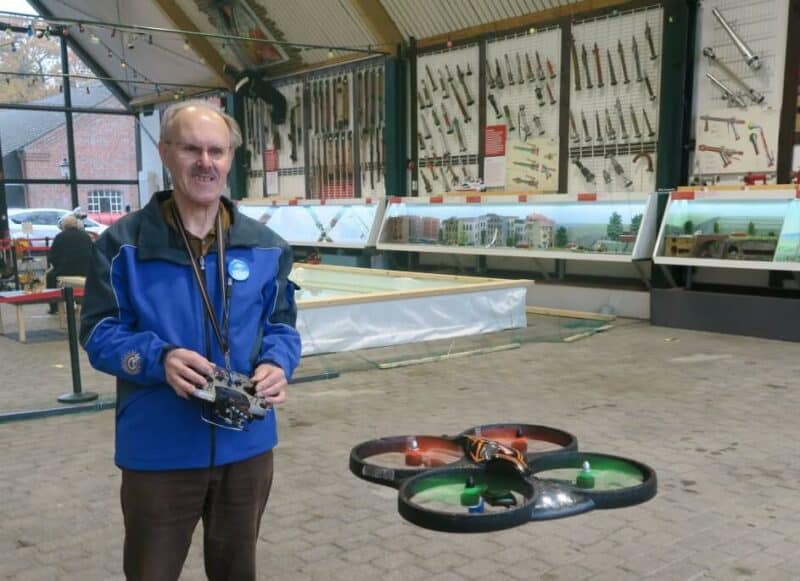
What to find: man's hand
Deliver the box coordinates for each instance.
[251,363,288,405]
[164,348,215,400]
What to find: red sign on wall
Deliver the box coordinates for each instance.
[484,125,507,157]
[264,148,278,172]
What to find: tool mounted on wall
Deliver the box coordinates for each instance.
[702,47,764,104]
[711,7,761,71]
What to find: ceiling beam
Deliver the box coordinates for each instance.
[347,0,404,57]
[152,0,231,89]
[129,87,218,110]
[416,0,634,49]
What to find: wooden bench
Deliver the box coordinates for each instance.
[0,288,85,343]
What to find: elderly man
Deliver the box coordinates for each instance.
[80,100,301,581]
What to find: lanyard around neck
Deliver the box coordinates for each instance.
[171,205,231,361]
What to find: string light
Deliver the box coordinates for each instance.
[0,11,389,62]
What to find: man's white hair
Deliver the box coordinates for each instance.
[59,214,82,230]
[160,99,243,149]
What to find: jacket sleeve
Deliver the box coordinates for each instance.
[257,243,302,380]
[47,234,62,271]
[79,232,173,385]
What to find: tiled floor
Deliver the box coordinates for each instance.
[1,304,799,580]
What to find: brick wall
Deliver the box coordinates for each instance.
[20,96,140,211]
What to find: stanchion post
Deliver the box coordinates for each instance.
[58,285,98,404]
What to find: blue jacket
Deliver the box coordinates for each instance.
[80,191,302,470]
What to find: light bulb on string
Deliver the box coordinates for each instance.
[327,49,334,59]
[78,23,84,33]
[90,33,100,44]
[120,59,127,68]
[5,27,12,39]
[183,38,190,51]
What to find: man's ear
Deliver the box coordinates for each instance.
[158,141,168,164]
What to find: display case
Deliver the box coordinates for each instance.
[652,188,800,271]
[237,197,386,249]
[376,192,659,263]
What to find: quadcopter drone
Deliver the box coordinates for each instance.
[193,366,270,430]
[349,423,656,532]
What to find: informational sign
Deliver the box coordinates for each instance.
[483,156,506,188]
[264,148,279,172]
[484,125,507,157]
[266,171,279,195]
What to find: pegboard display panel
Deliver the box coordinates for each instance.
[243,58,386,201]
[568,5,663,194]
[353,63,387,199]
[307,71,355,199]
[416,44,480,194]
[247,80,305,197]
[567,148,657,193]
[486,27,562,192]
[690,0,789,183]
[242,95,272,197]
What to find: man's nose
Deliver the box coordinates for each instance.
[196,150,213,165]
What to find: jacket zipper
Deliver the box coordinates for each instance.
[199,254,217,468]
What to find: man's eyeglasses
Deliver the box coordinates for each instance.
[165,141,232,161]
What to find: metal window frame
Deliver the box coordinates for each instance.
[0,11,137,237]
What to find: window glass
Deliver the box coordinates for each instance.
[88,189,123,213]
[4,182,72,211]
[0,26,64,106]
[0,104,69,169]
[80,184,140,225]
[66,45,126,110]
[73,113,137,180]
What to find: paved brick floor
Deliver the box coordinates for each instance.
[1,304,799,580]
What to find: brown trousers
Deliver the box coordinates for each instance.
[120,450,274,581]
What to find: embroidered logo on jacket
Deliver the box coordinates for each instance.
[122,351,143,375]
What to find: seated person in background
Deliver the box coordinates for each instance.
[46,214,93,314]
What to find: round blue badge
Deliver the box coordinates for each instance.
[227,258,250,281]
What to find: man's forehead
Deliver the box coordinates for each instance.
[171,107,229,136]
